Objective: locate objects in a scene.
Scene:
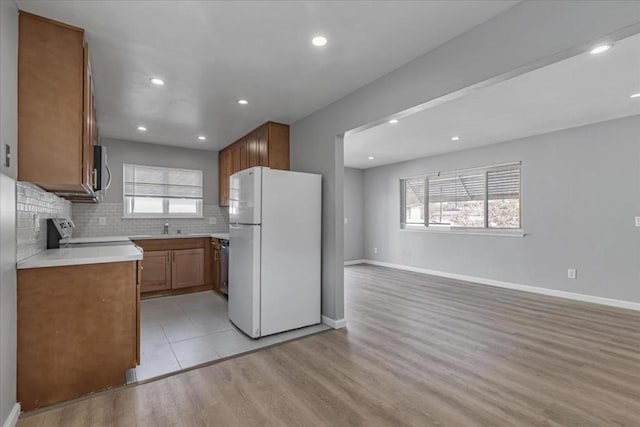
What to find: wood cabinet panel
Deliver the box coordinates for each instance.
[239,137,249,170]
[18,12,86,191]
[172,248,205,289]
[246,132,258,167]
[17,261,138,411]
[256,125,269,166]
[18,12,95,195]
[139,250,171,293]
[267,122,290,170]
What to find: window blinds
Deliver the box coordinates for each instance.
[124,164,203,199]
[487,168,520,200]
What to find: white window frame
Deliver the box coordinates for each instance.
[123,164,204,219]
[400,162,523,237]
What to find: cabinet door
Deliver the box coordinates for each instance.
[256,125,269,166]
[246,132,258,167]
[239,138,249,171]
[18,13,87,192]
[172,248,205,289]
[267,122,290,170]
[231,143,242,174]
[139,250,171,293]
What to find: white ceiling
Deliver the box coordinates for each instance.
[16,0,517,151]
[344,32,640,169]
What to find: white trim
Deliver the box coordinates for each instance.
[344,259,366,266]
[356,260,640,312]
[2,403,20,427]
[322,315,347,329]
[400,227,525,238]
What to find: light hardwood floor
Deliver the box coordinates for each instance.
[18,264,640,426]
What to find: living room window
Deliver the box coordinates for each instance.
[401,162,521,232]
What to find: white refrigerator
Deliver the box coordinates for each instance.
[228,167,321,338]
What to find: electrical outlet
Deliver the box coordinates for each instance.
[98,217,106,226]
[209,217,217,225]
[635,216,640,227]
[567,268,577,279]
[373,247,378,254]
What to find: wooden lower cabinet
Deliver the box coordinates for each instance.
[133,238,214,297]
[172,248,205,289]
[139,250,171,293]
[17,261,138,411]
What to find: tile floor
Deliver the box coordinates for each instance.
[133,291,330,382]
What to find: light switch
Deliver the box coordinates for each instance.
[635,216,640,227]
[209,217,217,225]
[344,217,348,224]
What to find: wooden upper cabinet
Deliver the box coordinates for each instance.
[218,122,289,206]
[239,137,249,170]
[256,125,269,167]
[246,132,258,168]
[18,12,95,195]
[266,122,290,170]
[172,248,205,289]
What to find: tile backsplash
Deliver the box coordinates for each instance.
[17,182,72,261]
[72,203,229,237]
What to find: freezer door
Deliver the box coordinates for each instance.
[228,224,261,338]
[229,167,262,225]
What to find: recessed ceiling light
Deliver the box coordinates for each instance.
[198,135,207,141]
[451,136,461,141]
[368,156,374,160]
[237,99,248,105]
[389,119,399,124]
[589,44,611,55]
[312,36,327,47]
[137,126,147,131]
[630,92,640,99]
[150,77,165,86]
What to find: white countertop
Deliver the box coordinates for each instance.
[17,243,144,270]
[68,232,230,244]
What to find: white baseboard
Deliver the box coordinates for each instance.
[356,260,640,312]
[344,259,366,266]
[322,315,347,329]
[2,403,20,427]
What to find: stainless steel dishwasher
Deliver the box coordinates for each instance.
[220,239,229,295]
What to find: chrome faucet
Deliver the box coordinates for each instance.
[163,220,169,235]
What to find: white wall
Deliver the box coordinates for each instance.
[343,167,364,262]
[363,116,640,303]
[101,138,219,204]
[0,0,19,424]
[290,1,640,321]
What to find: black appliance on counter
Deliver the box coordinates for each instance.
[46,218,75,249]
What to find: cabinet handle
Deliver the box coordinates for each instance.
[140,266,144,270]
[91,168,97,187]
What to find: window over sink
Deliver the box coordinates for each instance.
[123,164,203,218]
